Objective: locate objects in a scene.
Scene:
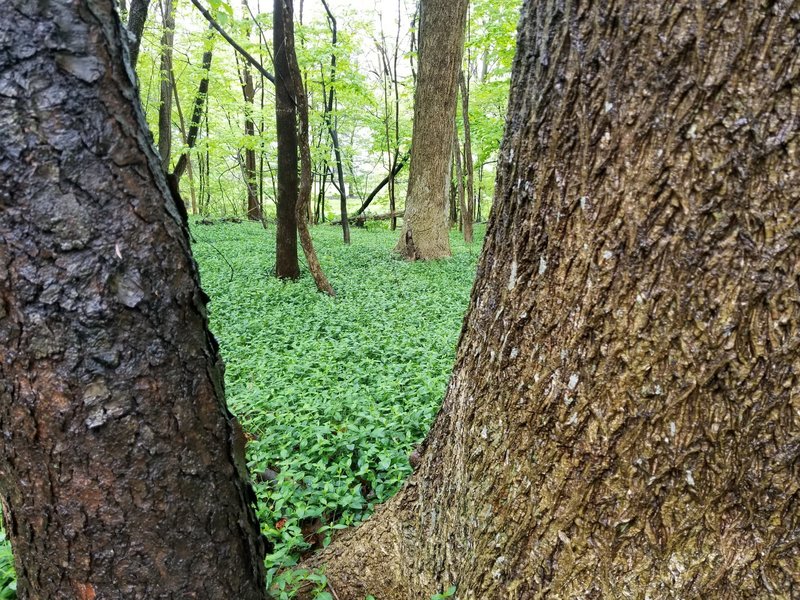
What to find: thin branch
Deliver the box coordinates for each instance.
[189,0,276,84]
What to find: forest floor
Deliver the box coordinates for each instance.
[192,220,483,595]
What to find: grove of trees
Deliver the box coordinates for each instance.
[1,0,798,598]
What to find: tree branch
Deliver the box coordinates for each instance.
[189,0,276,84]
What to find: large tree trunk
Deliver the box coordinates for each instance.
[394,0,469,260]
[273,0,300,279]
[308,1,800,597]
[0,1,269,598]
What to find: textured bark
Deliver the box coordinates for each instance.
[308,0,800,598]
[273,0,300,279]
[282,0,335,296]
[394,0,469,260]
[157,0,175,170]
[0,1,269,598]
[126,0,149,67]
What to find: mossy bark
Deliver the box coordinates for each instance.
[0,1,269,597]
[311,0,800,597]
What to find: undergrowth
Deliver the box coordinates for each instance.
[0,221,482,598]
[192,221,482,595]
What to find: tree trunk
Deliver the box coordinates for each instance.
[452,130,469,242]
[458,71,474,243]
[0,1,270,598]
[172,28,214,183]
[306,1,800,597]
[320,0,351,245]
[157,0,175,171]
[281,0,335,296]
[394,0,469,260]
[239,59,261,221]
[126,0,149,68]
[273,0,300,279]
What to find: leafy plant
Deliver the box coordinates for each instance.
[192,221,482,582]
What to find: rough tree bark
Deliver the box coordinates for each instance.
[126,0,150,67]
[0,1,269,598]
[394,0,469,260]
[273,0,300,279]
[308,0,800,597]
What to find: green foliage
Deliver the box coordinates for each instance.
[192,221,482,592]
[0,532,15,599]
[431,585,457,600]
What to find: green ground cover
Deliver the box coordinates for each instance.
[191,221,482,591]
[0,221,482,598]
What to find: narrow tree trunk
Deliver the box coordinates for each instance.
[320,0,351,245]
[273,0,300,278]
[476,161,483,222]
[394,0,469,260]
[172,29,214,183]
[169,67,195,215]
[157,0,176,170]
[306,1,800,597]
[458,71,474,243]
[281,0,335,296]
[0,1,269,597]
[126,0,150,67]
[452,130,469,242]
[239,58,261,221]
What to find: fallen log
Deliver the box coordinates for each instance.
[332,211,404,226]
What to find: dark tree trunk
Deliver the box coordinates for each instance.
[458,71,474,243]
[273,0,300,279]
[171,29,214,183]
[0,1,269,598]
[126,0,149,67]
[306,0,800,597]
[452,130,469,240]
[157,0,175,171]
[320,0,351,245]
[394,0,469,260]
[239,59,261,221]
[281,0,335,296]
[169,67,197,214]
